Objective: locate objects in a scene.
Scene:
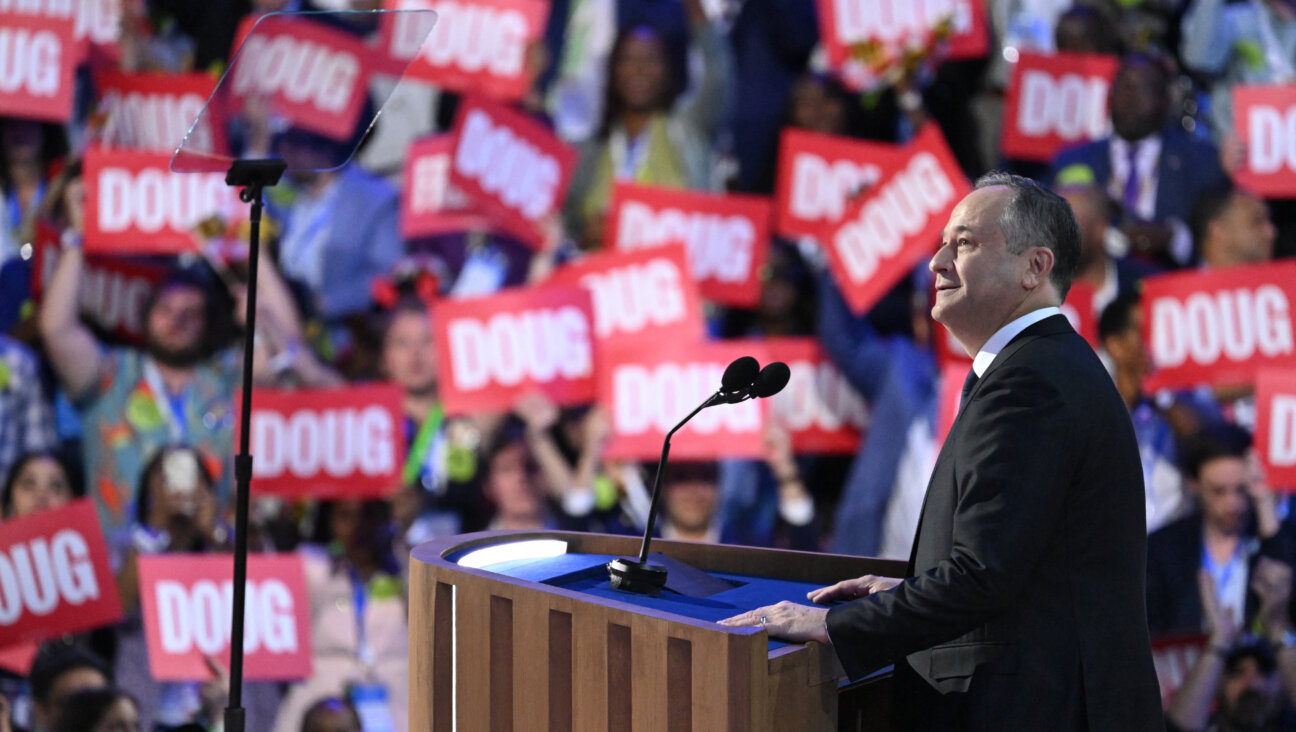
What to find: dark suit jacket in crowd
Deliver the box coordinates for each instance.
[1050,125,1226,225]
[826,315,1163,730]
[1147,511,1296,637]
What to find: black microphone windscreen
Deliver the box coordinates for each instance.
[721,356,760,391]
[752,362,791,398]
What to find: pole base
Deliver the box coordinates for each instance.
[607,557,668,595]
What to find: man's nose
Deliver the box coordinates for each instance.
[930,242,952,273]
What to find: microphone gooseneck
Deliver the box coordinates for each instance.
[607,355,764,594]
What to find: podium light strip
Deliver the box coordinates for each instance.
[456,540,569,569]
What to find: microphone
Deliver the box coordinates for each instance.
[607,356,761,594]
[714,361,791,404]
[751,361,791,398]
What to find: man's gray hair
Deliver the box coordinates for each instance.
[974,171,1081,297]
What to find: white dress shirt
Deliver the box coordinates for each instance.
[971,306,1063,377]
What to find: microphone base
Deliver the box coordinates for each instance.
[607,557,668,595]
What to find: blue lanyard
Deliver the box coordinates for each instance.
[349,569,372,668]
[1202,544,1244,606]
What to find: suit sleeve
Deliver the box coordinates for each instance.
[826,363,1079,678]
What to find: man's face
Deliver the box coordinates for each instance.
[930,187,1029,354]
[1103,304,1149,378]
[1219,656,1282,728]
[1109,62,1169,142]
[145,285,207,367]
[382,309,437,397]
[1213,192,1276,267]
[36,666,109,726]
[1196,456,1250,535]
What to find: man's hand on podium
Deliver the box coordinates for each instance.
[718,601,830,643]
[807,575,901,604]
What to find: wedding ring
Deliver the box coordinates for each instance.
[759,615,767,626]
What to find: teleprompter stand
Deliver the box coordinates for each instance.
[222,158,286,732]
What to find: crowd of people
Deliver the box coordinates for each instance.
[2,0,1296,730]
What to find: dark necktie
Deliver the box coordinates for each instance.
[960,368,979,407]
[1122,144,1141,216]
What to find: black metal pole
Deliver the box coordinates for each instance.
[222,159,285,732]
[634,392,718,564]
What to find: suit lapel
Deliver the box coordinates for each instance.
[905,315,1074,573]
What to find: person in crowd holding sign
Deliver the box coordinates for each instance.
[377,295,492,546]
[1191,183,1279,269]
[37,170,304,560]
[565,0,732,253]
[112,446,277,732]
[1,449,80,519]
[1166,563,1296,731]
[1147,424,1296,639]
[514,392,629,534]
[1099,294,1191,533]
[0,336,58,492]
[1052,52,1227,268]
[723,173,1163,728]
[274,500,408,732]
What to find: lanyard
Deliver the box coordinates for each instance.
[350,569,373,669]
[1202,542,1246,610]
[401,404,445,487]
[143,359,188,443]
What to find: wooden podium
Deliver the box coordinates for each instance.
[408,531,904,731]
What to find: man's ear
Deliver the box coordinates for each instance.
[1022,246,1056,290]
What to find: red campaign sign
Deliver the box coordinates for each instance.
[227,14,374,143]
[400,134,491,240]
[816,0,988,70]
[1142,262,1296,392]
[1059,280,1099,350]
[83,147,245,255]
[379,0,550,103]
[774,128,903,240]
[1,0,121,64]
[0,13,76,122]
[1235,85,1296,197]
[435,284,597,415]
[0,500,123,648]
[0,641,38,675]
[235,384,406,499]
[826,124,971,315]
[606,183,772,307]
[546,244,706,348]
[599,341,768,461]
[448,97,576,249]
[1000,51,1118,162]
[1256,369,1296,490]
[1151,632,1208,710]
[95,70,222,153]
[764,338,867,455]
[31,225,169,346]
[137,554,311,682]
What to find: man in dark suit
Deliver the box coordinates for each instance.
[722,173,1163,729]
[1051,53,1226,268]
